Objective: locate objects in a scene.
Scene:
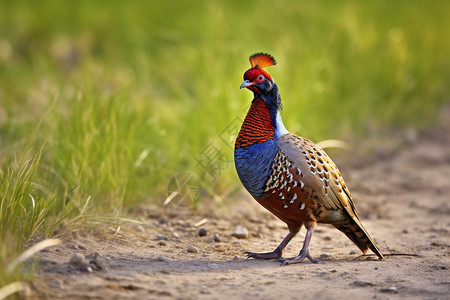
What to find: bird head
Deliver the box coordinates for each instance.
[240,53,277,95]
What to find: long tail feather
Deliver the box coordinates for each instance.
[334,217,384,259]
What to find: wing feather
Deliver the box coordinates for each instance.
[278,133,358,218]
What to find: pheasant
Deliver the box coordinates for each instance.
[234,53,383,264]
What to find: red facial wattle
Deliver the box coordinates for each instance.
[240,68,272,93]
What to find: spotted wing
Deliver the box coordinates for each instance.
[277,133,358,217]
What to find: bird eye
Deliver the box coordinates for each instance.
[257,74,265,82]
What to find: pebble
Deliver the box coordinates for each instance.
[172,232,180,238]
[320,253,331,258]
[79,262,93,273]
[349,250,357,255]
[88,252,108,271]
[205,234,221,243]
[353,280,375,287]
[198,228,208,237]
[231,226,248,239]
[380,286,398,293]
[365,256,378,261]
[156,234,168,240]
[70,253,85,266]
[77,244,87,250]
[187,245,200,253]
[159,241,167,246]
[90,257,107,271]
[233,255,240,260]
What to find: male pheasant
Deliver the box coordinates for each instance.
[234,53,383,264]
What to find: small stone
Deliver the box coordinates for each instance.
[70,253,85,266]
[231,226,248,239]
[353,280,375,287]
[77,244,87,250]
[380,286,397,293]
[320,253,331,258]
[365,256,377,261]
[156,234,168,240]
[198,228,208,237]
[187,245,200,253]
[233,255,240,260]
[79,262,93,272]
[205,234,221,243]
[349,250,357,255]
[172,232,180,238]
[159,241,166,246]
[402,228,409,234]
[90,256,107,271]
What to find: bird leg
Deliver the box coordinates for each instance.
[280,227,318,265]
[245,231,296,260]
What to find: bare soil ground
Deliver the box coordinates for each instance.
[27,127,449,300]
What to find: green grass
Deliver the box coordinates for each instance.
[0,0,449,297]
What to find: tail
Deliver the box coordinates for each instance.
[334,217,384,259]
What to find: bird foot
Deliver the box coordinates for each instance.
[244,249,282,260]
[280,250,318,265]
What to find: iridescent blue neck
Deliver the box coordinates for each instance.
[256,83,289,138]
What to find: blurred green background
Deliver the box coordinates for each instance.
[0,0,449,262]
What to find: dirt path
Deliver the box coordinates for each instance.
[28,128,450,300]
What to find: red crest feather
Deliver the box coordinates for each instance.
[249,53,277,69]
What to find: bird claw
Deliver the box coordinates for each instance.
[279,252,319,265]
[243,250,282,260]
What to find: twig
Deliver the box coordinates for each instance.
[383,241,419,257]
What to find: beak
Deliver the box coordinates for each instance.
[240,80,254,89]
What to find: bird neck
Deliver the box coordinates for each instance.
[235,95,289,150]
[259,82,289,138]
[235,98,274,149]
